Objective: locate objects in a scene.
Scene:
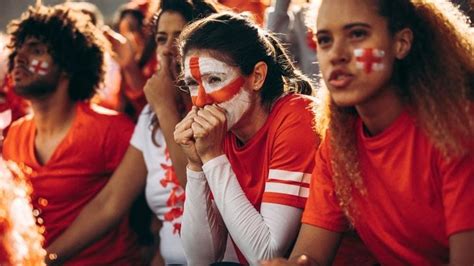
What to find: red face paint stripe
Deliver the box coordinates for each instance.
[207,76,245,103]
[189,57,212,107]
[355,48,383,74]
[189,57,202,82]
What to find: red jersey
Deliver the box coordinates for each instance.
[224,94,319,264]
[303,111,474,265]
[3,102,140,265]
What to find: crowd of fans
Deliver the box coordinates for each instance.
[0,0,473,265]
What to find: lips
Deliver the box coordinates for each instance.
[328,69,354,89]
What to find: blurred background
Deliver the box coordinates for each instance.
[0,0,129,31]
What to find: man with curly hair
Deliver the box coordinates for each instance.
[2,5,141,265]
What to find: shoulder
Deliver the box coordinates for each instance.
[7,114,34,134]
[79,102,134,129]
[270,94,316,126]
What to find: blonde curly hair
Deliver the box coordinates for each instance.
[313,0,474,222]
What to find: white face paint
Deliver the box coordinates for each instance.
[28,59,49,76]
[218,88,252,129]
[184,56,251,130]
[353,48,385,73]
[184,56,242,99]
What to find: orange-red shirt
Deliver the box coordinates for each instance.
[3,102,140,265]
[303,111,474,265]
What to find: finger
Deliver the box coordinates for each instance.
[193,115,213,130]
[191,121,207,138]
[184,107,198,119]
[204,105,227,123]
[296,255,311,266]
[175,117,194,132]
[103,26,127,44]
[175,128,194,144]
[199,107,225,128]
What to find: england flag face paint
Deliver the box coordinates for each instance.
[354,48,385,74]
[184,56,251,129]
[28,59,49,76]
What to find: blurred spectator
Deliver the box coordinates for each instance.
[218,0,270,25]
[109,1,158,120]
[265,0,318,79]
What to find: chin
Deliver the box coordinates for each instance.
[330,94,361,107]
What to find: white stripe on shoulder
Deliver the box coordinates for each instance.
[268,169,311,184]
[264,182,309,198]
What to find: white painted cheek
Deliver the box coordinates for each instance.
[217,88,251,130]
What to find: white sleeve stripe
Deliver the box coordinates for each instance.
[264,182,309,198]
[268,169,312,184]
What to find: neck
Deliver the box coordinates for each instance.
[355,85,403,136]
[30,80,76,136]
[231,99,269,144]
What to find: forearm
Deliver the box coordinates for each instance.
[203,155,302,264]
[46,196,127,264]
[181,168,226,265]
[122,64,147,94]
[152,103,188,186]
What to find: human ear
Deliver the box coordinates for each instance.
[393,28,413,59]
[251,61,268,92]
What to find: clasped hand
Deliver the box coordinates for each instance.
[174,105,227,169]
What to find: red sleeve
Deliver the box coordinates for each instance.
[103,114,134,171]
[438,149,474,236]
[302,135,350,233]
[262,97,319,209]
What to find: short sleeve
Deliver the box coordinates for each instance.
[439,150,474,236]
[302,135,350,233]
[104,114,134,171]
[262,98,319,209]
[130,105,152,151]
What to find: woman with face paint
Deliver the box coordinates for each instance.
[174,12,319,265]
[44,1,218,265]
[261,0,474,265]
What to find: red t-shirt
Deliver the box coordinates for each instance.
[3,102,140,265]
[303,111,474,265]
[224,94,319,263]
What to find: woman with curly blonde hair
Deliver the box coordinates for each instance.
[262,0,474,265]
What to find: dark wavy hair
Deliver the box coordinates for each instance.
[179,12,315,108]
[7,5,106,101]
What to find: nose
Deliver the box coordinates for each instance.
[329,39,350,66]
[194,84,213,108]
[14,46,28,67]
[162,37,177,57]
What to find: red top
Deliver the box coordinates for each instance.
[303,111,474,265]
[3,102,140,265]
[224,94,319,263]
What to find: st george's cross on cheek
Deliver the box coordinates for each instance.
[354,48,385,74]
[184,56,252,129]
[28,59,49,76]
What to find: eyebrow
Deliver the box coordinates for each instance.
[316,22,371,35]
[200,70,227,76]
[156,31,182,35]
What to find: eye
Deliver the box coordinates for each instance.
[350,29,368,40]
[316,35,332,48]
[33,47,45,55]
[207,75,222,84]
[155,35,167,45]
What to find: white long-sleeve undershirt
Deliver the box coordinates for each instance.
[181,155,303,265]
